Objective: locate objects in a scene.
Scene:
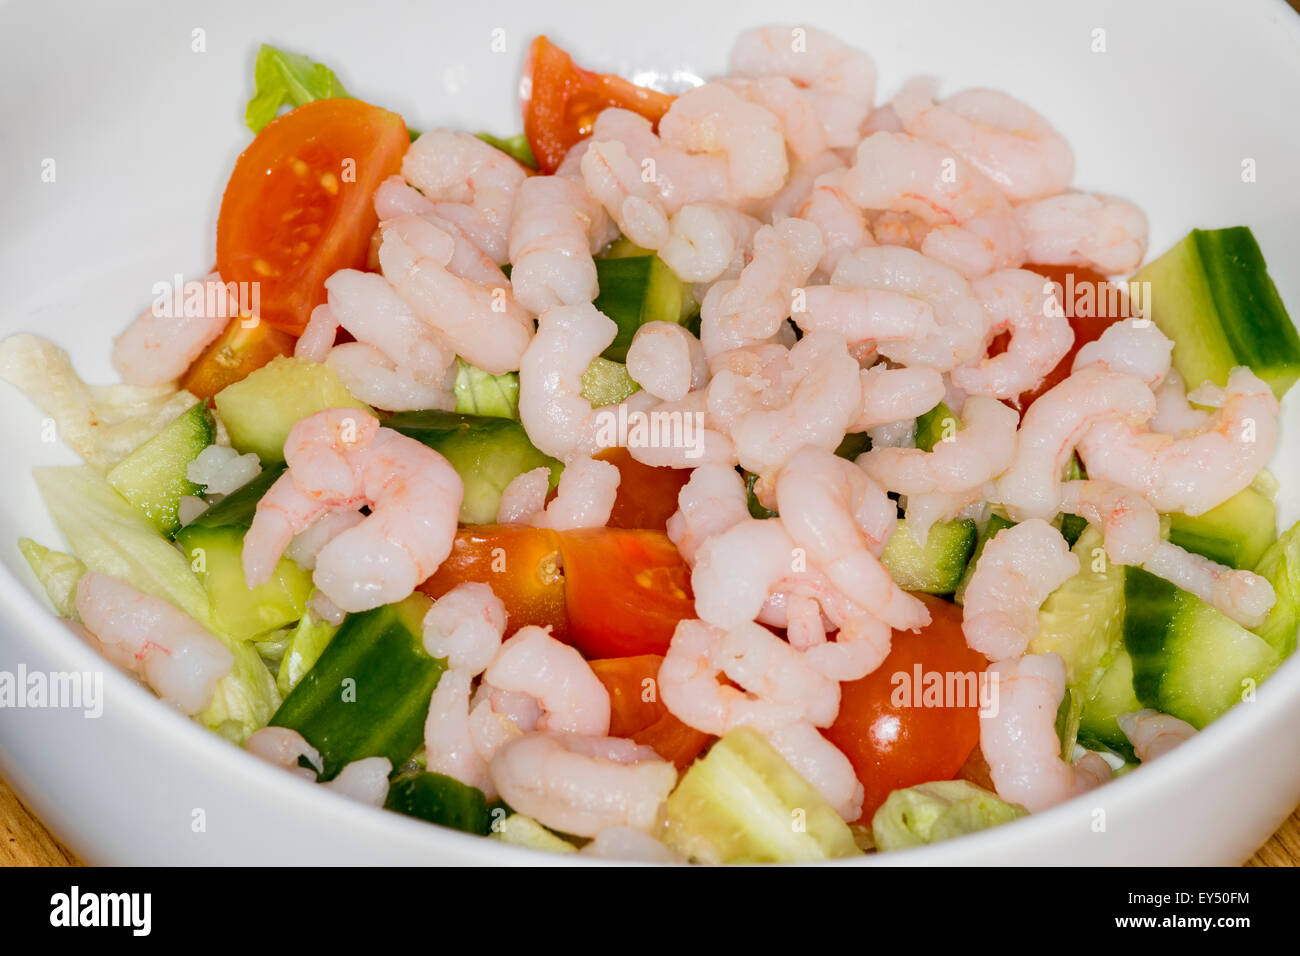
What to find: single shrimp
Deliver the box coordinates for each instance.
[1142,541,1275,628]
[488,731,677,837]
[483,625,612,736]
[626,321,708,402]
[842,132,1024,279]
[728,25,877,147]
[242,408,463,612]
[658,203,761,284]
[764,721,865,821]
[980,653,1112,812]
[950,268,1075,399]
[728,331,863,475]
[796,167,875,276]
[326,757,393,807]
[720,75,828,162]
[1058,479,1160,567]
[497,466,552,525]
[425,669,495,797]
[246,726,323,781]
[827,245,990,371]
[996,365,1156,521]
[325,342,456,412]
[853,364,947,431]
[422,581,508,673]
[778,572,898,681]
[1149,368,1213,436]
[579,826,684,862]
[1076,366,1279,517]
[527,456,619,530]
[112,273,240,386]
[400,129,528,265]
[795,286,939,352]
[776,447,931,631]
[284,507,366,571]
[714,619,842,728]
[74,572,233,715]
[1117,709,1198,763]
[858,395,1020,494]
[692,518,804,630]
[580,138,672,250]
[891,84,1074,202]
[962,519,1080,660]
[1071,317,1173,387]
[1015,192,1148,276]
[379,215,533,374]
[665,463,750,565]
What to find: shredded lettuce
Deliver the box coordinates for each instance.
[475,132,537,169]
[489,814,578,854]
[276,610,338,697]
[200,639,282,744]
[245,44,351,134]
[872,780,1027,851]
[1253,519,1300,657]
[17,538,85,619]
[453,359,520,420]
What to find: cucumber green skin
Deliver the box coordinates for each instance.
[272,597,444,780]
[744,472,778,519]
[1167,485,1276,571]
[593,251,698,363]
[184,465,284,531]
[954,513,1014,605]
[1122,567,1181,709]
[384,411,562,524]
[1077,649,1140,760]
[384,771,492,836]
[106,403,213,538]
[833,432,871,461]
[914,402,957,453]
[1137,227,1300,400]
[880,519,976,594]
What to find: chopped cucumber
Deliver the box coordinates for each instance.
[1058,454,1088,546]
[1168,485,1276,571]
[879,519,976,594]
[663,727,859,863]
[1123,567,1182,709]
[1077,648,1141,758]
[385,411,562,524]
[1252,519,1300,657]
[214,355,371,464]
[744,472,778,519]
[184,465,282,531]
[580,356,641,407]
[914,401,959,453]
[385,769,493,835]
[595,240,698,362]
[833,431,871,461]
[453,359,519,419]
[276,610,338,697]
[871,780,1026,851]
[175,523,314,641]
[1135,227,1300,399]
[271,593,443,780]
[1031,526,1126,687]
[489,814,578,854]
[17,538,85,619]
[105,403,214,537]
[953,512,1015,605]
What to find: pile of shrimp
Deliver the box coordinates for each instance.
[97,24,1281,851]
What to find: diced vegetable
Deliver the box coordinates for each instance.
[954,512,1015,605]
[453,359,520,419]
[178,315,296,400]
[744,472,778,519]
[271,593,443,779]
[914,401,959,453]
[1168,485,1277,571]
[276,610,338,697]
[1252,519,1300,657]
[489,814,578,854]
[1031,525,1126,688]
[385,410,562,524]
[593,243,698,362]
[871,779,1027,851]
[1058,453,1088,546]
[665,727,859,863]
[17,539,85,619]
[183,464,283,530]
[580,357,641,407]
[214,356,371,464]
[384,770,493,835]
[244,44,351,134]
[879,519,976,594]
[1135,227,1300,399]
[105,403,214,537]
[590,655,712,769]
[1077,647,1141,758]
[200,638,282,744]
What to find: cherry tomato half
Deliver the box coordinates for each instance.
[597,447,691,532]
[589,654,712,769]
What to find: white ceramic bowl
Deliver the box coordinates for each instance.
[1,0,1298,865]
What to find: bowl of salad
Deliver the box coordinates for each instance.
[1,0,1299,865]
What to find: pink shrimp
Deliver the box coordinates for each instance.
[1015,192,1148,276]
[483,625,611,736]
[112,273,241,386]
[665,463,750,565]
[1117,709,1198,763]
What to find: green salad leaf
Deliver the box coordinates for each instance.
[454,359,521,420]
[245,44,352,134]
[872,780,1027,851]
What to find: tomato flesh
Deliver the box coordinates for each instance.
[597,447,690,532]
[589,654,712,769]
[217,98,409,334]
[179,315,296,400]
[822,594,988,823]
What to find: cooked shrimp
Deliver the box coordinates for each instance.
[1142,541,1275,628]
[729,25,876,147]
[1071,317,1173,387]
[580,826,684,862]
[242,408,463,612]
[483,625,611,736]
[580,138,671,250]
[892,84,1074,201]
[796,167,874,275]
[379,214,532,374]
[779,573,898,681]
[665,463,750,565]
[400,129,528,265]
[996,365,1156,520]
[1058,479,1160,566]
[74,572,233,715]
[246,726,323,781]
[112,273,239,386]
[326,756,393,807]
[962,519,1080,660]
[1015,192,1148,276]
[422,581,508,673]
[497,466,552,525]
[827,246,990,371]
[852,364,947,431]
[720,75,828,161]
[763,151,846,221]
[843,132,1024,278]
[728,331,862,474]
[795,286,939,351]
[528,456,619,530]
[980,653,1112,812]
[1150,369,1213,436]
[425,669,495,796]
[776,447,930,631]
[488,731,677,837]
[692,517,803,630]
[294,303,339,363]
[326,342,456,412]
[626,322,708,402]
[1077,366,1279,516]
[284,507,366,571]
[658,203,761,283]
[714,620,841,727]
[1117,709,1197,763]
[764,721,865,821]
[950,268,1074,399]
[859,395,1019,494]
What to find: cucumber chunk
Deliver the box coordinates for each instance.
[1168,485,1276,571]
[1077,648,1142,758]
[105,402,213,537]
[954,512,1015,605]
[1031,525,1126,688]
[385,770,492,835]
[1135,227,1300,399]
[453,359,519,419]
[1252,519,1300,657]
[664,727,859,863]
[880,519,976,594]
[271,593,443,779]
[214,356,371,464]
[914,401,959,453]
[595,239,698,362]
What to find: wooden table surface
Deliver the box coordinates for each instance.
[1,772,1295,865]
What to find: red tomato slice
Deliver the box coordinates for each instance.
[522,36,676,174]
[596,447,690,532]
[558,529,694,658]
[179,315,296,400]
[589,654,712,769]
[217,98,409,334]
[418,526,568,639]
[822,594,988,823]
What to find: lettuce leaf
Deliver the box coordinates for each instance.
[245,44,351,134]
[872,780,1027,851]
[453,359,520,420]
